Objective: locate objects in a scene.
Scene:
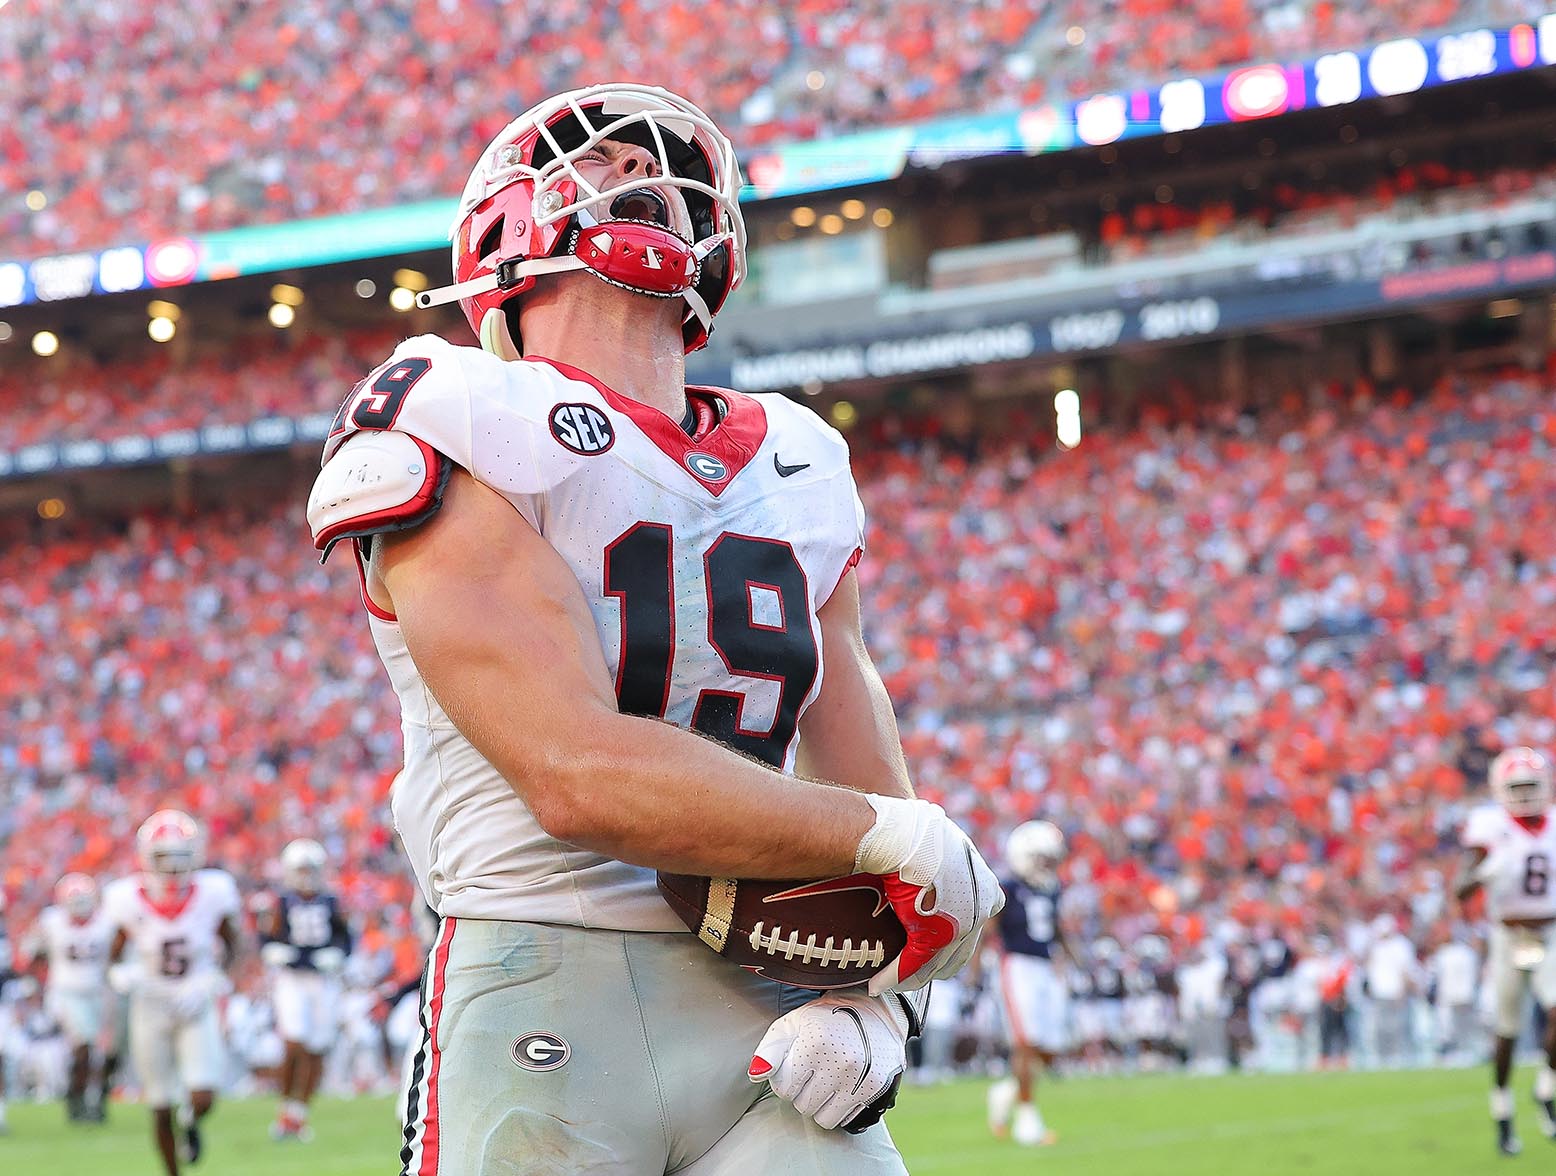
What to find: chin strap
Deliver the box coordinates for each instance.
[416,256,582,310]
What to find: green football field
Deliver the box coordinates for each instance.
[3,1066,1547,1174]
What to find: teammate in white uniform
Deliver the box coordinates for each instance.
[1457,747,1556,1155]
[106,810,242,1176]
[29,874,113,1122]
[0,893,13,1135]
[259,838,352,1141]
[985,820,1069,1147]
[307,82,1001,1176]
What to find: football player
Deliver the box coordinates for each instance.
[0,892,12,1135]
[984,820,1069,1146]
[28,873,114,1122]
[1457,746,1556,1156]
[307,82,1002,1175]
[105,810,243,1176]
[259,837,352,1141]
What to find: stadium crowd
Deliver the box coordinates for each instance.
[1,352,1554,1086]
[7,152,1554,452]
[2,0,1545,260]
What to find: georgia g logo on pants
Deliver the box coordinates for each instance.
[511,1031,571,1072]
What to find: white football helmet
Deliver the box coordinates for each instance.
[417,82,746,357]
[1490,746,1553,818]
[281,838,328,894]
[1005,820,1066,888]
[55,872,97,920]
[136,809,204,898]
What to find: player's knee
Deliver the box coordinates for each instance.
[191,1090,215,1116]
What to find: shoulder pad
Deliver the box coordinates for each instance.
[308,430,452,562]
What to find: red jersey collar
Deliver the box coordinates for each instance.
[531,357,768,496]
[139,876,198,919]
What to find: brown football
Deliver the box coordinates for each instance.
[656,871,908,989]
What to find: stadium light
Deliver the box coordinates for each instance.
[840,200,866,220]
[1488,299,1522,319]
[819,214,844,235]
[830,400,857,428]
[147,299,181,321]
[25,189,46,211]
[805,70,826,91]
[791,206,816,228]
[268,302,295,328]
[0,322,11,342]
[393,269,429,292]
[32,329,59,357]
[270,283,305,307]
[1066,25,1086,46]
[1055,388,1082,449]
[871,208,895,228]
[148,316,176,343]
[37,498,66,520]
[355,279,378,298]
[388,286,417,312]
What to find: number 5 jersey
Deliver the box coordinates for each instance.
[102,869,240,998]
[308,335,866,931]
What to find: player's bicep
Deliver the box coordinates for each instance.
[373,467,621,790]
[795,568,912,799]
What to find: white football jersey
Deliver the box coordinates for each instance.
[35,905,113,994]
[313,335,865,929]
[1463,804,1556,921]
[102,869,240,996]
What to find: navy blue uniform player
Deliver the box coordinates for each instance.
[985,821,1070,1147]
[259,839,352,1141]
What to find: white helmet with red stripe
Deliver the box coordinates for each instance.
[136,809,205,898]
[1489,746,1553,818]
[55,872,98,920]
[417,82,746,358]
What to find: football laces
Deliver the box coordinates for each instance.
[748,922,888,970]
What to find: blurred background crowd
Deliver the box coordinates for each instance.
[2,0,1550,257]
[4,0,1556,1106]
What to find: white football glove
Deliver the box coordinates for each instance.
[853,795,1004,995]
[312,946,346,975]
[748,991,910,1131]
[260,941,300,968]
[107,961,143,995]
[174,970,232,1019]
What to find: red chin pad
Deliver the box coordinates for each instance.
[574,221,698,296]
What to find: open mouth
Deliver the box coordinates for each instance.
[610,187,671,227]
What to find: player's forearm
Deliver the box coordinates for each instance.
[793,572,913,800]
[532,712,877,877]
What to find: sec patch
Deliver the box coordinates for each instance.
[550,403,615,455]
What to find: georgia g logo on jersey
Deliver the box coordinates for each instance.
[550,403,615,455]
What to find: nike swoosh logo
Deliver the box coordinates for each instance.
[774,454,811,478]
[762,875,889,917]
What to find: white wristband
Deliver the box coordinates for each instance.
[854,794,931,877]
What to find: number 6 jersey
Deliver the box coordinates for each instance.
[1463,803,1556,921]
[308,335,866,931]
